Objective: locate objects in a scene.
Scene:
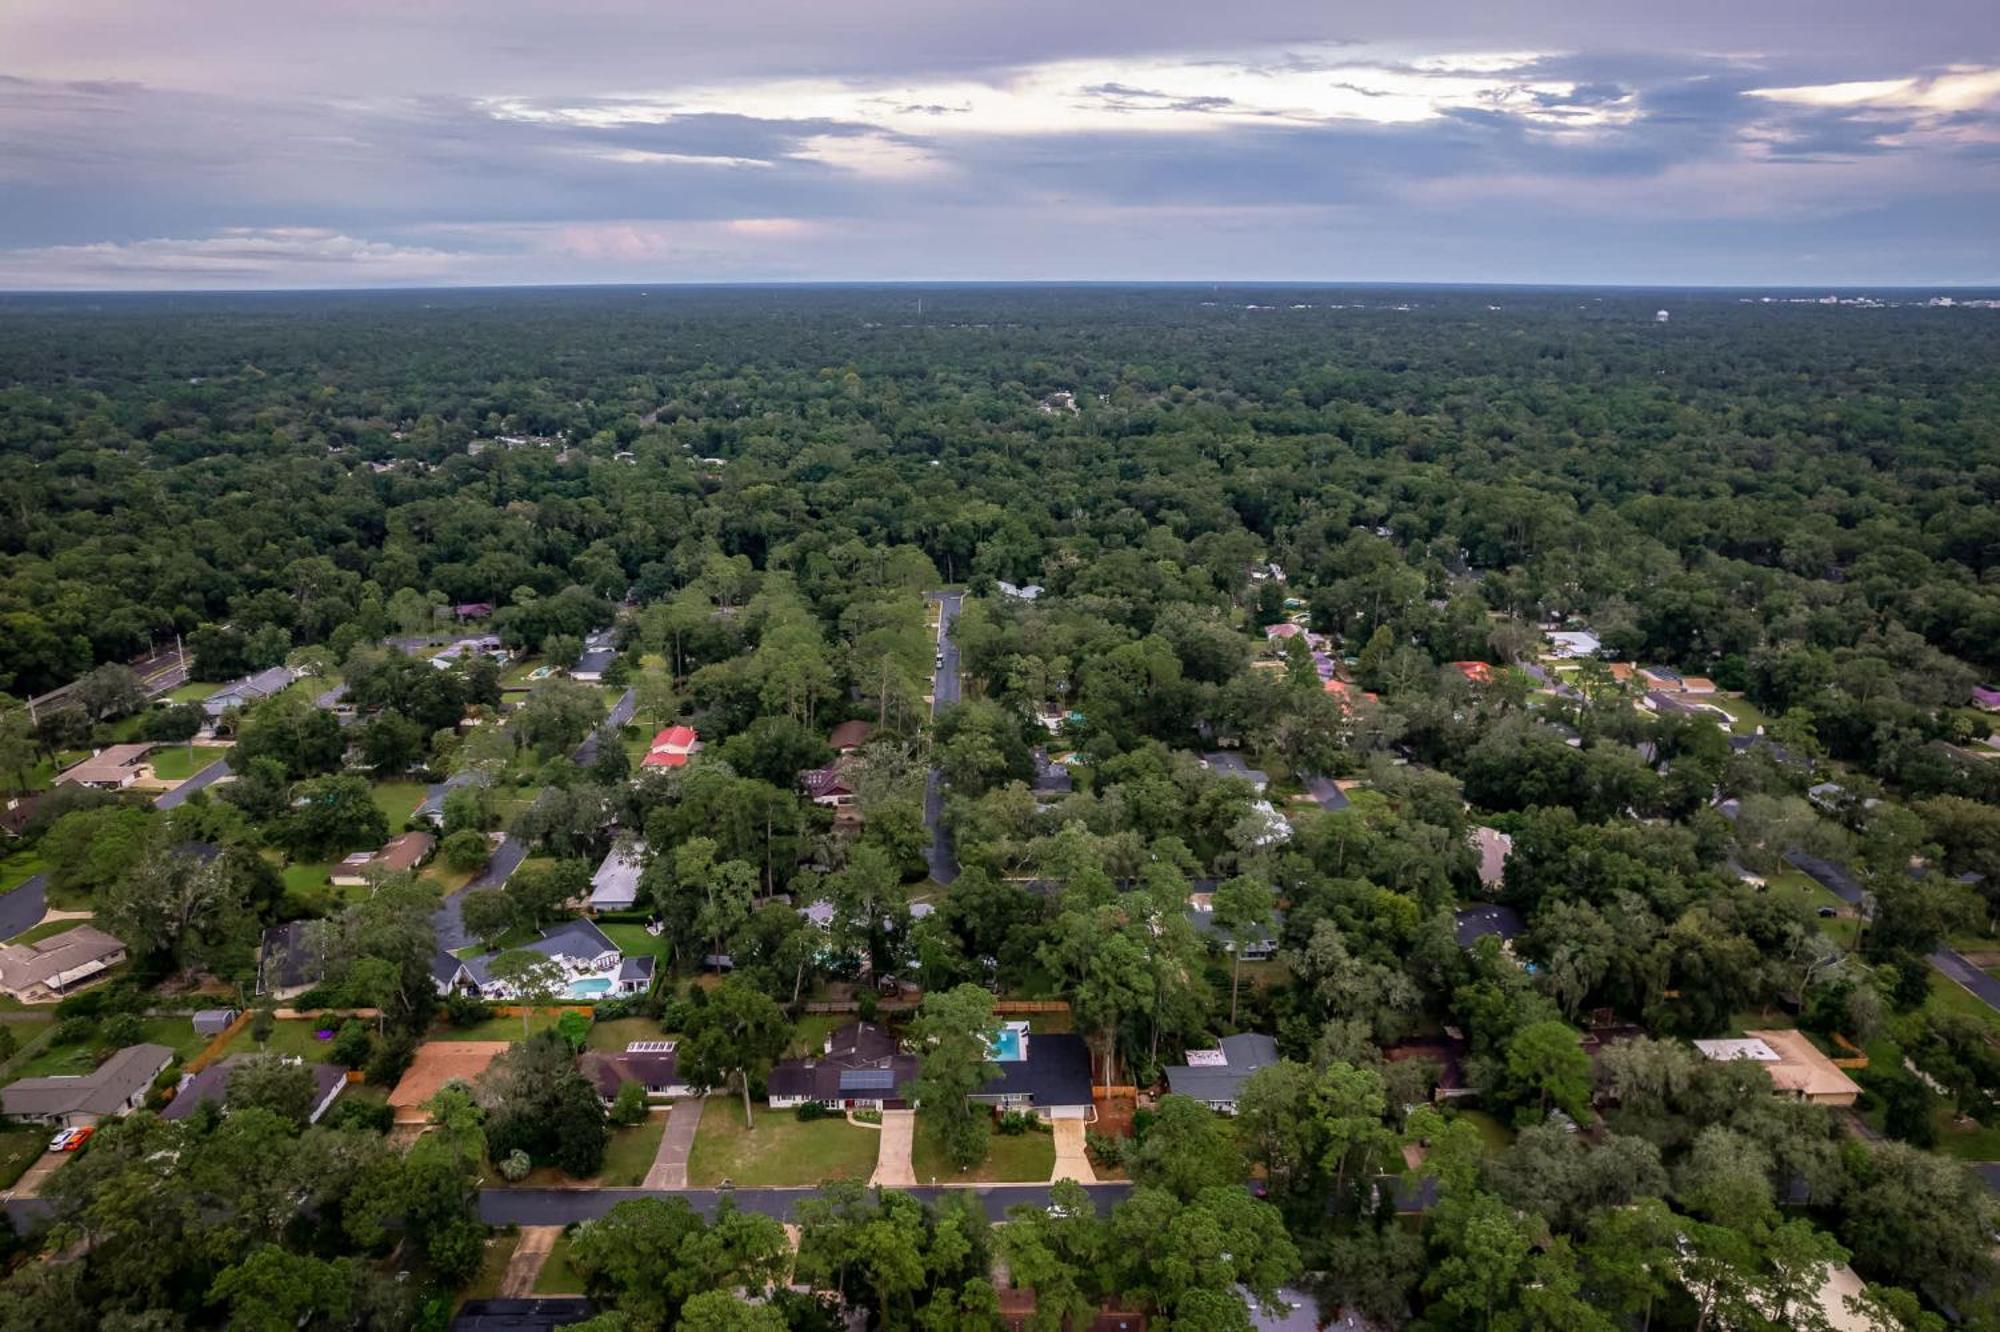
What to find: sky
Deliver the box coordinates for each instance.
[1,0,1996,289]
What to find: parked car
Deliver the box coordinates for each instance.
[47,1127,95,1153]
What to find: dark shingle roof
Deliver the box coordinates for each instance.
[974,1032,1092,1107]
[1453,904,1526,947]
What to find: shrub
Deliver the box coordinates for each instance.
[439,828,491,874]
[323,1096,393,1134]
[444,992,492,1028]
[330,1020,374,1069]
[366,1031,416,1086]
[99,1013,144,1049]
[609,1080,649,1127]
[498,1149,533,1182]
[794,1101,833,1122]
[249,1007,276,1044]
[852,1108,883,1125]
[995,1110,1044,1136]
[1086,1129,1134,1171]
[52,1017,94,1047]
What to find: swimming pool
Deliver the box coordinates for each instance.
[989,1026,1024,1061]
[566,977,613,998]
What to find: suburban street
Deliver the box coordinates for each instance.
[433,836,527,951]
[924,591,963,885]
[0,876,46,941]
[477,1181,1133,1226]
[569,686,635,769]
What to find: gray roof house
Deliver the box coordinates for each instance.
[589,842,645,912]
[436,918,654,1001]
[202,666,297,720]
[1165,1033,1281,1113]
[571,632,618,682]
[162,1055,345,1123]
[2,1043,173,1127]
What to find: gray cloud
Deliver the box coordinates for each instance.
[0,0,1994,286]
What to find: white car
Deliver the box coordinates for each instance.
[46,1128,79,1153]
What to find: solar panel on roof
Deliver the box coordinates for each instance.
[625,1040,676,1054]
[839,1068,896,1091]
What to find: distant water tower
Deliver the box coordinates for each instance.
[1655,309,1671,323]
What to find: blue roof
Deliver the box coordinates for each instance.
[839,1068,897,1092]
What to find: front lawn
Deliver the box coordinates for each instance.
[0,848,47,895]
[533,1233,587,1295]
[0,1128,46,1190]
[369,781,430,830]
[597,1113,668,1186]
[911,1115,1054,1184]
[164,682,220,704]
[11,1017,206,1080]
[149,746,230,782]
[686,1103,880,1187]
[460,1230,521,1303]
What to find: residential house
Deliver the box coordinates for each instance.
[1164,1033,1280,1113]
[1263,623,1304,645]
[970,1023,1095,1120]
[1544,630,1601,659]
[1639,666,1685,692]
[1470,826,1512,890]
[0,792,47,839]
[416,769,488,826]
[1693,1030,1861,1107]
[801,758,862,809]
[329,830,435,887]
[1303,776,1351,810]
[0,924,128,1002]
[767,1022,919,1111]
[827,719,875,754]
[579,1040,694,1104]
[1450,661,1495,686]
[640,725,700,770]
[257,920,326,998]
[1201,751,1269,792]
[1030,748,1073,801]
[431,635,506,669]
[453,1299,600,1332]
[163,1055,345,1123]
[203,666,297,720]
[453,602,495,621]
[54,743,156,790]
[1242,800,1293,848]
[588,842,645,912]
[435,918,654,1001]
[997,581,1044,601]
[1185,893,1283,961]
[2,1043,173,1127]
[571,633,618,682]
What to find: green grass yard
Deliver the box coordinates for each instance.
[0,848,47,895]
[433,1011,569,1042]
[164,682,220,704]
[911,1115,1054,1184]
[224,1017,358,1063]
[0,1128,46,1190]
[148,745,230,782]
[686,1101,881,1188]
[11,1017,205,1080]
[369,781,429,830]
[460,1230,521,1303]
[532,1233,587,1295]
[596,1114,668,1186]
[584,1016,665,1051]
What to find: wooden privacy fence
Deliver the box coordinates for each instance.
[183,1008,254,1075]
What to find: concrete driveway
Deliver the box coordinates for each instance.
[869,1109,916,1188]
[499,1226,561,1296]
[643,1098,705,1190]
[4,1150,68,1200]
[1051,1118,1096,1184]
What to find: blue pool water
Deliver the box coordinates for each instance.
[990,1027,1024,1061]
[566,977,613,998]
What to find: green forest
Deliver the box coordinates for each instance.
[0,285,1997,1331]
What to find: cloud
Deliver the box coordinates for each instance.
[0,228,475,288]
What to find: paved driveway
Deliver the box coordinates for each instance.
[4,1151,67,1201]
[870,1110,916,1188]
[1931,948,2000,1013]
[0,876,47,942]
[499,1226,561,1296]
[154,759,230,810]
[1050,1118,1096,1184]
[643,1098,705,1190]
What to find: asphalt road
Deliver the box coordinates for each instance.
[1930,948,2000,1012]
[153,759,231,810]
[924,592,964,885]
[0,876,47,942]
[434,836,527,950]
[477,1181,1133,1226]
[570,687,636,768]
